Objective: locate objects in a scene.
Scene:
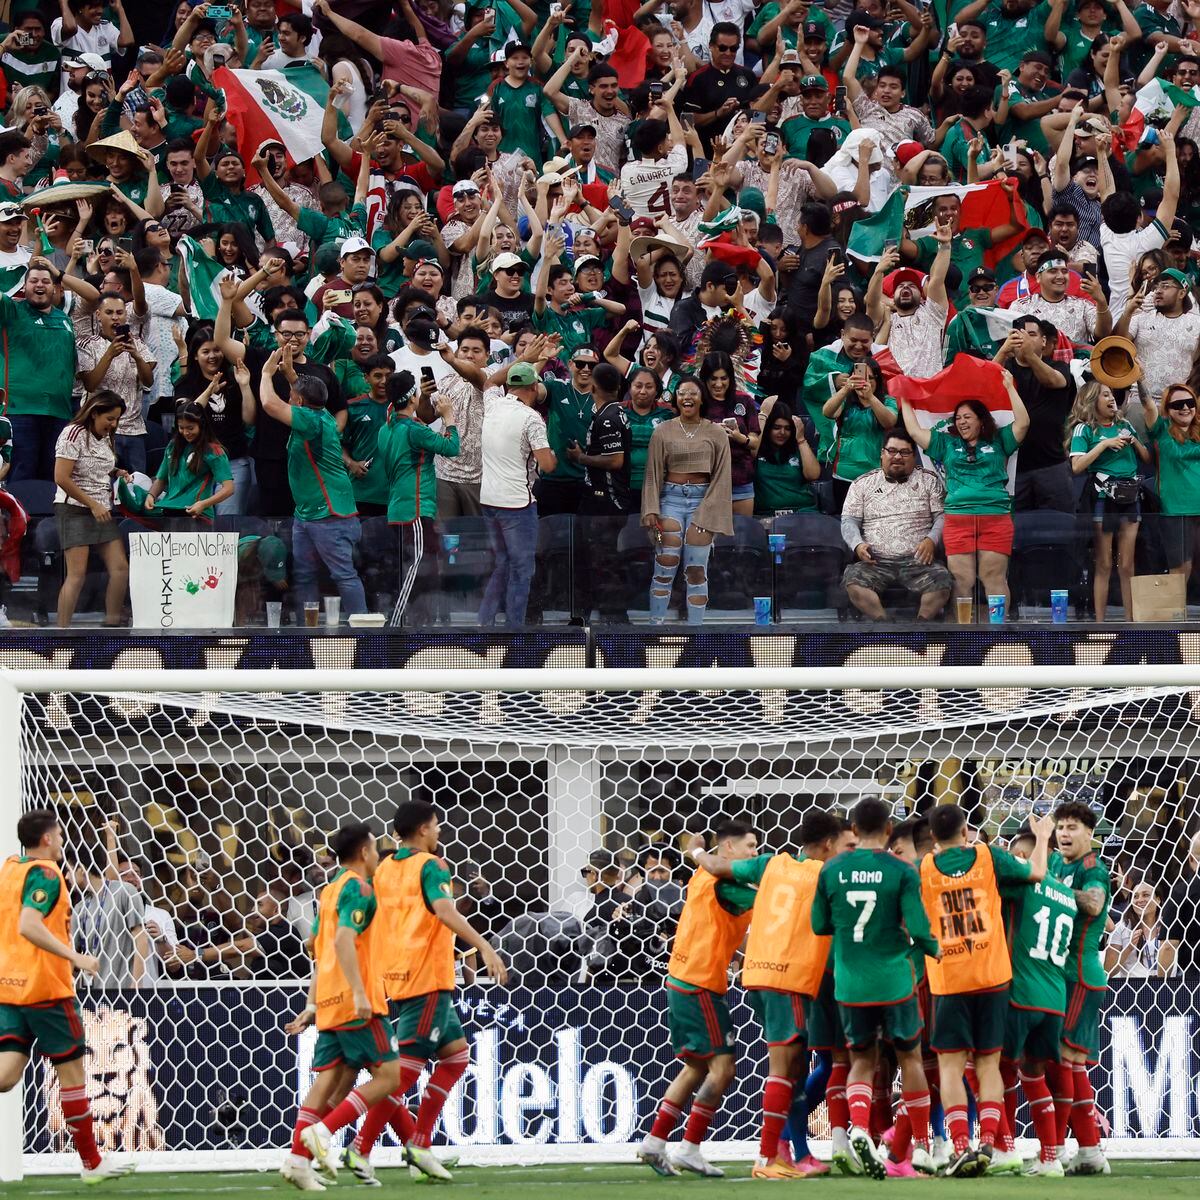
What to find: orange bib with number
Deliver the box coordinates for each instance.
[742,854,830,997]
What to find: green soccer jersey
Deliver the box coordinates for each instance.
[377,414,461,523]
[200,175,275,244]
[342,394,391,508]
[153,445,234,515]
[927,423,1020,515]
[20,860,61,916]
[1002,82,1056,156]
[942,120,992,184]
[492,78,556,160]
[0,293,78,419]
[754,454,817,515]
[312,869,376,939]
[1149,416,1200,515]
[1005,876,1077,1014]
[541,378,596,482]
[297,204,368,251]
[627,406,673,492]
[1049,849,1110,991]
[916,228,994,308]
[392,847,453,906]
[812,847,938,1005]
[533,303,607,364]
[832,396,899,483]
[287,406,358,523]
[782,114,851,160]
[1069,419,1139,478]
[978,0,1054,74]
[730,851,798,888]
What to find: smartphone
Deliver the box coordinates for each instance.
[207,5,232,18]
[17,31,34,47]
[751,111,767,126]
[609,195,635,225]
[762,131,780,156]
[114,322,131,338]
[680,112,695,129]
[421,365,436,386]
[834,85,847,118]
[326,289,353,305]
[79,238,94,255]
[722,417,738,431]
[116,236,133,253]
[785,243,801,256]
[852,362,868,380]
[1005,140,1018,170]
[649,80,664,100]
[883,238,898,254]
[550,1,563,13]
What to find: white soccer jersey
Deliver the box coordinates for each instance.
[619,144,689,218]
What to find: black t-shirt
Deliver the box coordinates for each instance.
[481,288,536,331]
[176,365,249,459]
[245,347,344,462]
[786,237,844,330]
[1161,867,1200,975]
[683,66,763,152]
[254,917,309,979]
[1012,359,1075,472]
[584,398,633,511]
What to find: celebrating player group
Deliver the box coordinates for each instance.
[638,797,1112,1182]
[0,795,1111,1188]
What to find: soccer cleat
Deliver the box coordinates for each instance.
[81,1158,137,1186]
[930,1135,951,1172]
[794,1154,831,1177]
[637,1145,681,1177]
[911,1146,937,1176]
[406,1142,454,1181]
[280,1159,327,1192]
[831,1146,863,1176]
[1065,1147,1110,1176]
[849,1125,887,1181]
[672,1142,725,1177]
[344,1146,382,1187]
[944,1146,986,1177]
[1026,1158,1066,1177]
[885,1158,920,1178]
[985,1147,1024,1176]
[775,1140,796,1169]
[751,1156,799,1179]
[300,1124,338,1179]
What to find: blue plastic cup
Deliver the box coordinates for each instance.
[1050,589,1069,624]
[768,533,786,563]
[754,596,772,625]
[442,533,460,563]
[987,594,1006,624]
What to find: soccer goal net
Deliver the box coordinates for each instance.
[1,665,1198,1177]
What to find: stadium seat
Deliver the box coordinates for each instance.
[7,478,56,516]
[1011,511,1086,619]
[709,516,770,618]
[772,513,847,616]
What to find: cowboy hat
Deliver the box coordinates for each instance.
[1090,335,1142,389]
[630,226,691,262]
[87,130,153,172]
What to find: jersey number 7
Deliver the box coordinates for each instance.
[846,890,877,943]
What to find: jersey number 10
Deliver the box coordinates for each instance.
[1028,906,1071,967]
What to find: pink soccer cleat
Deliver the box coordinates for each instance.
[794,1155,831,1177]
[885,1158,921,1178]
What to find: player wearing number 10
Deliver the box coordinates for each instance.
[811,797,940,1180]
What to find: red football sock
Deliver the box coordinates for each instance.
[978,1101,1003,1150]
[60,1086,102,1171]
[353,1093,416,1156]
[321,1087,370,1136]
[871,1065,891,1139]
[891,1104,913,1162]
[412,1048,469,1149]
[827,1061,850,1134]
[945,1103,970,1155]
[384,1058,425,1145]
[682,1101,716,1146]
[846,1082,873,1132]
[291,1105,322,1159]
[1070,1064,1100,1148]
[922,1056,941,1107]
[1001,1059,1020,1135]
[1021,1070,1057,1161]
[996,1107,1017,1153]
[964,1064,980,1102]
[649,1099,683,1142]
[1046,1061,1074,1146]
[904,1091,931,1151]
[759,1076,793,1160]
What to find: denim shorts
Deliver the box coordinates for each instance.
[731,482,754,503]
[659,481,708,531]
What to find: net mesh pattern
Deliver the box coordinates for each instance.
[15,681,1200,1165]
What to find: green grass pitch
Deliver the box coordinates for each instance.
[6,1161,1200,1198]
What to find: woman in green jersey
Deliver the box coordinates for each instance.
[1142,381,1200,582]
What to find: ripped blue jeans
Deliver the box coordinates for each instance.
[649,482,715,625]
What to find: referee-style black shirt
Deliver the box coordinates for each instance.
[584,399,633,512]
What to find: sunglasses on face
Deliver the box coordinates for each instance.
[572,361,595,370]
[969,282,995,293]
[1168,399,1197,410]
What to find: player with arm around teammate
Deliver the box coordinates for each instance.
[692,809,844,1179]
[637,817,759,1179]
[811,797,941,1180]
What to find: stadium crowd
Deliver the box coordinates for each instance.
[7,0,1200,626]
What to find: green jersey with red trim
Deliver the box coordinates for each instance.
[1004,876,1077,1013]
[1049,849,1110,990]
[286,406,358,522]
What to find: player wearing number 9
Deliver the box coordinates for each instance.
[1004,825,1078,1176]
[811,797,941,1180]
[918,803,1053,1178]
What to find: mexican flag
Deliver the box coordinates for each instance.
[178,235,229,321]
[847,181,1031,270]
[943,306,1023,364]
[211,64,328,186]
[0,249,30,299]
[888,353,1017,484]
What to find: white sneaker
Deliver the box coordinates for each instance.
[672,1141,725,1177]
[81,1157,136,1185]
[1065,1147,1110,1176]
[406,1142,453,1181]
[344,1146,381,1187]
[300,1124,338,1179]
[911,1146,937,1175]
[985,1148,1024,1175]
[637,1141,680,1177]
[930,1135,951,1171]
[280,1158,327,1192]
[1026,1158,1066,1177]
[831,1128,862,1177]
[849,1126,886,1181]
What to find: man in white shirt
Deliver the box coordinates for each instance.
[1011,251,1110,346]
[868,222,951,379]
[51,0,132,92]
[620,106,690,219]
[479,362,557,626]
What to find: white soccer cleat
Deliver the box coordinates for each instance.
[80,1157,136,1185]
[300,1124,338,1179]
[911,1145,937,1175]
[1065,1147,1110,1175]
[406,1141,454,1181]
[637,1142,681,1177]
[280,1159,327,1192]
[1026,1157,1066,1177]
[672,1142,725,1177]
[985,1147,1024,1175]
[849,1126,886,1181]
[344,1146,381,1187]
[930,1134,951,1172]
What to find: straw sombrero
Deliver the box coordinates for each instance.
[21,171,110,209]
[86,130,152,173]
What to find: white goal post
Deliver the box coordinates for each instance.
[1,664,1199,1178]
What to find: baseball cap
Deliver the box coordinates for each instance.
[1072,156,1100,172]
[568,123,597,138]
[504,41,532,58]
[571,347,600,363]
[968,266,996,285]
[507,361,538,387]
[64,52,107,71]
[1159,267,1191,287]
[800,74,829,92]
[802,21,826,39]
[883,267,927,296]
[0,202,23,222]
[1021,227,1050,245]
[452,179,481,196]
[573,254,602,273]
[846,10,883,30]
[1035,251,1068,273]
[895,140,924,167]
[1021,49,1053,67]
[403,238,437,260]
[492,251,528,272]
[339,236,372,257]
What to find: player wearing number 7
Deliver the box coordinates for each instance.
[919,805,1053,1179]
[811,798,941,1181]
[691,809,845,1180]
